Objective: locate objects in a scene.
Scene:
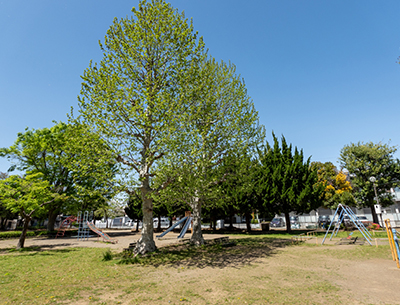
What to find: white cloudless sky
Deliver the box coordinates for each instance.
[1,0,400,172]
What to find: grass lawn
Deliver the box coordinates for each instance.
[0,234,397,305]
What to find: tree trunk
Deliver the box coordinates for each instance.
[211,215,216,231]
[370,206,380,225]
[228,213,234,230]
[136,219,140,232]
[104,211,109,229]
[190,198,204,246]
[245,211,252,232]
[0,217,6,230]
[135,182,156,254]
[285,212,291,233]
[17,218,24,227]
[47,209,58,231]
[17,217,31,249]
[157,215,161,232]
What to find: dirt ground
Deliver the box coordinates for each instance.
[0,229,231,251]
[1,231,400,304]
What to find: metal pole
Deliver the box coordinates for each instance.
[331,208,345,240]
[372,181,385,228]
[322,204,341,245]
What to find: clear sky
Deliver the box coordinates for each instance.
[1,0,400,172]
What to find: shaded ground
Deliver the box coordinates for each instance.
[0,230,235,253]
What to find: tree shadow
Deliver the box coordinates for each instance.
[0,244,78,256]
[119,237,298,269]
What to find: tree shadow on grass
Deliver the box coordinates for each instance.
[0,244,79,256]
[117,237,299,269]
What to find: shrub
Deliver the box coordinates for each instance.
[102,249,113,261]
[0,231,36,239]
[251,219,259,224]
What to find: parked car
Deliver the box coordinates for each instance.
[318,215,331,228]
[357,216,372,227]
[343,215,372,228]
[153,217,170,228]
[270,217,285,228]
[290,216,300,229]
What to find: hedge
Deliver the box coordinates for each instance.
[0,231,36,239]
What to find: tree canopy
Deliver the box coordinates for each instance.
[0,122,117,230]
[154,58,262,244]
[339,141,400,223]
[311,161,356,209]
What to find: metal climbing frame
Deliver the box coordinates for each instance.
[77,211,94,241]
[321,204,372,245]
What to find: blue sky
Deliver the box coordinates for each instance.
[1,0,400,172]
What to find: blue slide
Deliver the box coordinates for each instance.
[177,217,192,239]
[156,216,188,238]
[393,229,400,260]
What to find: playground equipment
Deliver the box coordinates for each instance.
[55,216,77,238]
[77,211,94,241]
[86,221,118,244]
[156,212,192,239]
[321,204,372,246]
[384,219,400,269]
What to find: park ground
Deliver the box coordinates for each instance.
[0,230,399,305]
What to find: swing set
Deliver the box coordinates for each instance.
[321,204,373,246]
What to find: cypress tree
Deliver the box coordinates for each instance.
[258,134,324,232]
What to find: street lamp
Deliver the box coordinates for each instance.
[369,176,384,227]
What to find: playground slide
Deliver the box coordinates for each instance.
[156,216,188,238]
[177,217,192,239]
[86,221,118,244]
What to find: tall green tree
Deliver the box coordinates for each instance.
[258,134,324,232]
[77,0,205,254]
[0,173,62,248]
[155,58,262,245]
[339,141,400,223]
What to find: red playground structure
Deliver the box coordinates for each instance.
[55,216,77,239]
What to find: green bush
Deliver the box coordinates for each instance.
[251,219,259,224]
[102,249,113,261]
[0,231,36,239]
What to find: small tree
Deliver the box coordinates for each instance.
[0,173,62,248]
[311,162,356,208]
[0,122,116,231]
[339,141,400,223]
[258,134,324,232]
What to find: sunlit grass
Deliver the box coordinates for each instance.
[0,235,394,304]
